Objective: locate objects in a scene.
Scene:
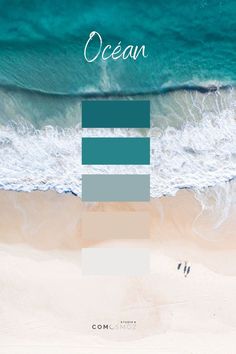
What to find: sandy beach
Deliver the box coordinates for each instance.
[0,187,236,353]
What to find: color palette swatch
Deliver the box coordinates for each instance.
[82,100,150,128]
[81,248,150,276]
[82,137,150,165]
[82,212,149,240]
[82,174,150,202]
[81,100,150,276]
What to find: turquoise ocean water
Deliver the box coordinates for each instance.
[0,0,235,126]
[0,0,235,210]
[0,0,235,96]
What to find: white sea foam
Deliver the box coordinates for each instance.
[0,89,235,204]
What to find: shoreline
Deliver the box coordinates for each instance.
[0,172,236,199]
[0,187,235,271]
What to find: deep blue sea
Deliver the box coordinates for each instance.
[0,0,235,202]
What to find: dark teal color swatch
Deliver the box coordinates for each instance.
[82,138,150,165]
[82,100,150,128]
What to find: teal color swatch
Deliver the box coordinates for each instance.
[82,138,150,165]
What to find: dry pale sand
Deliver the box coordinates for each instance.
[0,189,236,353]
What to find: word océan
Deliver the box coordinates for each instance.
[84,31,148,62]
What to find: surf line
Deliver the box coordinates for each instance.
[84,31,148,62]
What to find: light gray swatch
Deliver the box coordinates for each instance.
[81,248,150,276]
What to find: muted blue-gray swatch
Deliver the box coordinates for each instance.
[82,174,150,201]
